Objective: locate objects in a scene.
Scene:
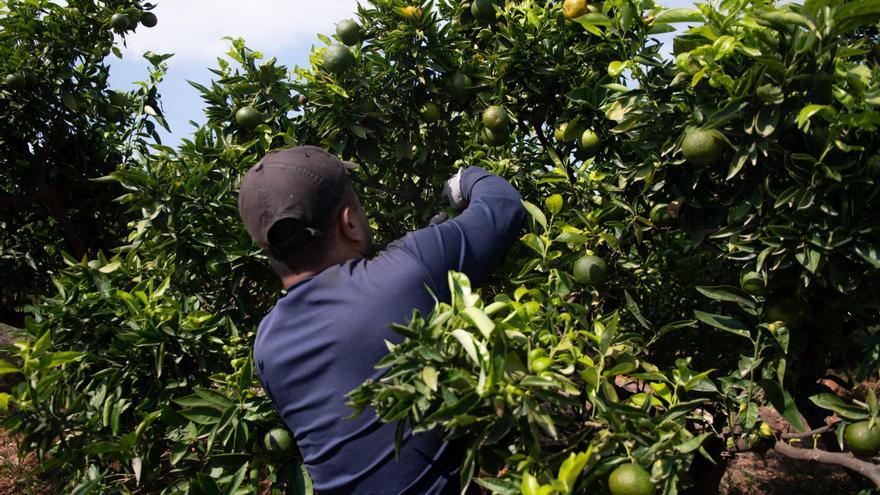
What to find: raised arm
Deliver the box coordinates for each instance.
[396,166,526,300]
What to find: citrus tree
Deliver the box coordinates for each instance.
[2,0,879,493]
[0,0,167,322]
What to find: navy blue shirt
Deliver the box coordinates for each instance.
[253,167,526,494]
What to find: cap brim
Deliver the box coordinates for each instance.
[342,161,358,170]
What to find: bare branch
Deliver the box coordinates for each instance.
[780,424,836,440]
[773,440,880,488]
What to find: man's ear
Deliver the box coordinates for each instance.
[339,207,361,242]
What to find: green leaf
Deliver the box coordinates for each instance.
[421,393,479,424]
[624,291,652,330]
[760,380,807,431]
[695,286,757,311]
[521,233,546,257]
[545,194,563,215]
[522,200,547,230]
[654,8,704,23]
[463,307,495,339]
[179,406,223,425]
[0,360,19,375]
[675,432,711,454]
[607,61,628,77]
[834,0,880,32]
[422,367,438,392]
[522,472,541,495]
[193,387,235,409]
[475,477,520,495]
[854,245,880,269]
[98,261,121,273]
[809,393,870,420]
[45,351,85,368]
[222,463,249,495]
[656,320,697,339]
[796,104,836,130]
[557,450,591,494]
[694,310,751,339]
[450,329,479,365]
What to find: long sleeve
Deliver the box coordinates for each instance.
[396,166,526,300]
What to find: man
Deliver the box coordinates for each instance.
[238,145,525,494]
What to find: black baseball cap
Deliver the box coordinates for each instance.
[238,146,357,256]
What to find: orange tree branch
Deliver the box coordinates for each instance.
[773,440,880,488]
[780,424,836,440]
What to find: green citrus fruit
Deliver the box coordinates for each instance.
[482,105,510,131]
[481,127,509,146]
[126,10,141,26]
[449,73,472,99]
[421,102,442,123]
[4,72,27,91]
[563,0,590,19]
[140,12,158,28]
[846,421,880,456]
[530,357,553,373]
[235,106,264,130]
[264,428,295,459]
[578,128,601,155]
[554,123,568,142]
[322,44,355,74]
[681,129,722,166]
[740,271,765,294]
[608,463,656,495]
[528,348,547,362]
[471,0,496,23]
[336,19,362,46]
[110,13,131,30]
[572,255,608,286]
[555,121,582,143]
[649,203,673,226]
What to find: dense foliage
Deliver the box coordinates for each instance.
[0,0,167,315]
[2,0,879,493]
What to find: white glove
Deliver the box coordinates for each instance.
[442,169,467,211]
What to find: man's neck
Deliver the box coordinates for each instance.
[280,245,367,289]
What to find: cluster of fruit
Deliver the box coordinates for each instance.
[554,120,602,157]
[3,10,156,95]
[481,105,511,146]
[109,9,157,32]
[233,19,362,131]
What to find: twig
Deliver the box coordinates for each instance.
[773,440,880,488]
[518,119,576,184]
[781,424,836,440]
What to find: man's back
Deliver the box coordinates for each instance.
[254,167,525,494]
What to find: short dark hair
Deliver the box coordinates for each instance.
[265,182,358,278]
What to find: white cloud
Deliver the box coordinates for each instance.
[120,0,361,62]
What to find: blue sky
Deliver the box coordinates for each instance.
[109,0,697,145]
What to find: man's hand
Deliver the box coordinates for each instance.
[442,169,467,211]
[427,210,449,226]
